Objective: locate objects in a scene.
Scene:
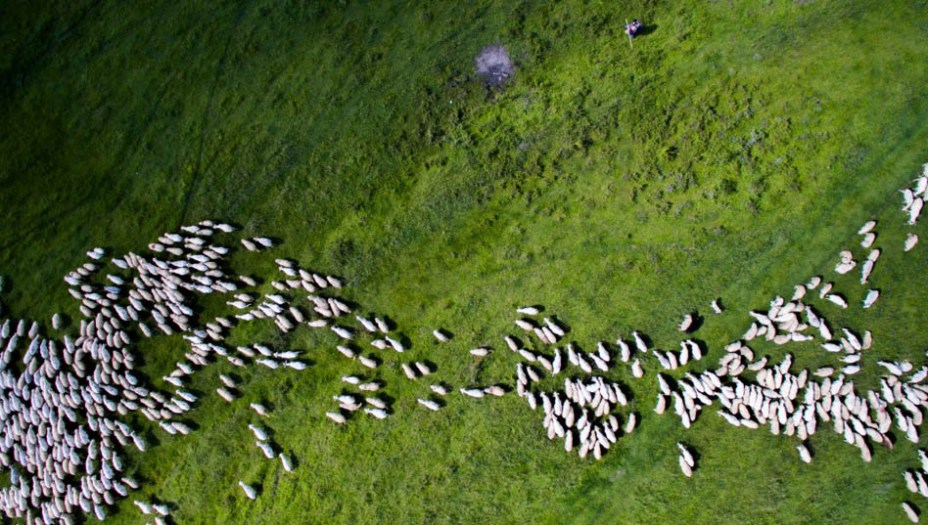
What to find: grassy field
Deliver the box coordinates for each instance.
[2,1,928,524]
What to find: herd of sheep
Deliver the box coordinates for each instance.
[0,163,925,524]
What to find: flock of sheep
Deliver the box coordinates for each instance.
[0,164,925,524]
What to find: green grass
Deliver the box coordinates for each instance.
[1,1,928,524]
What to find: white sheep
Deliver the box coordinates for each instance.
[238,481,257,500]
[417,399,441,411]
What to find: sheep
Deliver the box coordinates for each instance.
[679,314,694,332]
[460,388,485,398]
[342,376,362,385]
[241,239,258,251]
[430,384,449,396]
[363,407,388,419]
[325,412,347,424]
[385,336,405,352]
[401,363,418,380]
[336,346,356,359]
[624,413,637,433]
[219,374,237,389]
[216,388,236,402]
[905,233,919,252]
[331,326,354,340]
[356,316,377,333]
[358,356,378,369]
[543,317,565,337]
[484,385,506,397]
[279,453,294,472]
[517,306,540,315]
[862,289,880,309]
[796,443,812,463]
[432,329,451,342]
[238,481,257,500]
[654,395,667,414]
[417,399,441,411]
[678,443,695,468]
[858,220,877,235]
[826,294,848,309]
[248,425,268,441]
[902,501,920,523]
[470,347,492,357]
[710,299,724,314]
[251,403,270,417]
[860,232,876,248]
[909,198,924,225]
[679,455,693,477]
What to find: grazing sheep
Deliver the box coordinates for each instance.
[239,481,257,500]
[279,453,294,472]
[504,335,519,351]
[905,233,919,252]
[331,326,354,340]
[248,424,268,441]
[219,374,237,388]
[417,399,441,411]
[677,443,695,468]
[826,294,848,309]
[325,412,347,424]
[858,220,877,235]
[679,455,693,477]
[433,329,451,342]
[797,443,812,464]
[470,347,492,357]
[902,501,920,523]
[216,387,236,402]
[336,345,356,359]
[517,306,541,316]
[430,384,450,396]
[460,388,485,398]
[862,289,880,309]
[710,299,724,314]
[356,316,377,332]
[484,385,506,397]
[679,314,694,332]
[363,407,389,419]
[385,336,405,352]
[358,355,378,369]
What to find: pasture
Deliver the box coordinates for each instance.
[1,1,928,524]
